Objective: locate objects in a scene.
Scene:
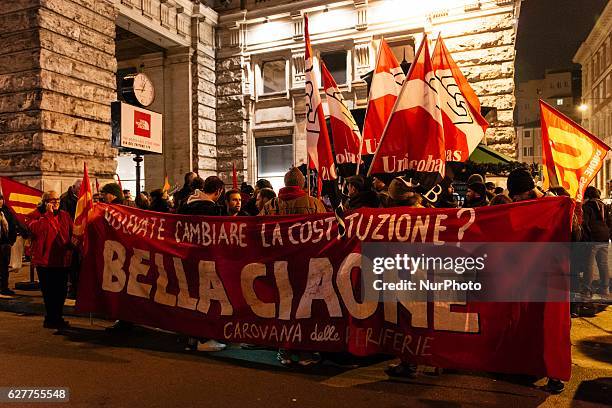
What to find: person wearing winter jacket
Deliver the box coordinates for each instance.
[259,167,326,216]
[26,191,73,329]
[0,194,18,296]
[581,186,610,298]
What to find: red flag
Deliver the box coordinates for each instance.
[232,162,238,189]
[321,62,362,166]
[73,162,94,249]
[540,100,610,202]
[432,35,488,162]
[361,38,405,155]
[0,177,42,223]
[368,35,445,177]
[304,15,337,180]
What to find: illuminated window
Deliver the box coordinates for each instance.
[262,60,286,94]
[556,98,564,106]
[321,51,348,85]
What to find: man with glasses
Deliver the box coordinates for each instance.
[26,191,73,330]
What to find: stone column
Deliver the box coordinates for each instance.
[192,17,218,179]
[0,0,117,191]
[216,54,249,185]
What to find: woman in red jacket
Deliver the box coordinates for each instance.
[26,191,73,329]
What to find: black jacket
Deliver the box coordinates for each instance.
[463,197,489,208]
[173,187,192,210]
[243,198,259,216]
[347,191,380,210]
[178,193,223,216]
[150,199,171,213]
[60,187,78,218]
[582,199,611,242]
[0,206,18,246]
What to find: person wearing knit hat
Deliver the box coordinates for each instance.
[507,168,541,202]
[387,177,423,208]
[467,173,485,185]
[464,182,489,208]
[100,183,124,204]
[284,167,306,188]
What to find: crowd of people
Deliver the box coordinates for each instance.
[1,165,610,394]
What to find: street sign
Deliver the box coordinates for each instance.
[111,102,163,154]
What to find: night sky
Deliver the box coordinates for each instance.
[515,0,608,82]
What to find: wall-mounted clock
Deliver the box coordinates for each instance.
[121,73,155,107]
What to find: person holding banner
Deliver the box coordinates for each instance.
[0,194,18,296]
[26,191,73,329]
[581,186,611,299]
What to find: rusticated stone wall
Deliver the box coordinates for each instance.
[216,55,249,184]
[0,0,117,191]
[192,31,218,179]
[436,11,518,156]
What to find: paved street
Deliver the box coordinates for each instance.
[0,305,609,407]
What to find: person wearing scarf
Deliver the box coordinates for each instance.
[26,191,73,329]
[259,167,325,215]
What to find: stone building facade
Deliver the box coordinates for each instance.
[0,0,522,192]
[574,0,612,197]
[216,0,523,188]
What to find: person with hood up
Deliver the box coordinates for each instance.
[260,167,326,215]
[179,176,224,216]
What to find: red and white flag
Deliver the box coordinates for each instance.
[361,38,405,155]
[432,35,488,161]
[304,15,336,180]
[368,35,445,177]
[321,62,362,166]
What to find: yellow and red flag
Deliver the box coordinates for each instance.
[163,174,171,193]
[540,100,610,202]
[73,162,94,248]
[0,177,42,223]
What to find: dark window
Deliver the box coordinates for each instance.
[321,51,347,85]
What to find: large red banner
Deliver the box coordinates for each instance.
[77,197,573,380]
